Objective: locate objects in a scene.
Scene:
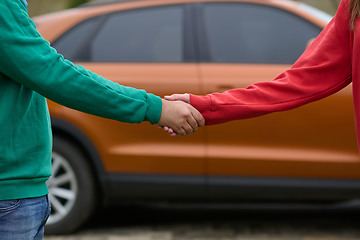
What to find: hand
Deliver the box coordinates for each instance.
[158,99,204,136]
[164,93,190,104]
[160,93,196,136]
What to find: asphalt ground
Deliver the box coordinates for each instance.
[44,201,360,240]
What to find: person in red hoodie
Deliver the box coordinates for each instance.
[165,0,360,150]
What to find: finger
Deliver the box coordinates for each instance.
[186,114,199,132]
[182,122,194,135]
[164,95,177,101]
[164,127,175,134]
[169,122,186,136]
[176,128,187,136]
[159,125,177,136]
[161,126,177,136]
[190,107,205,127]
[169,132,178,137]
[164,94,190,104]
[164,94,181,101]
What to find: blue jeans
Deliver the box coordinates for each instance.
[0,195,51,240]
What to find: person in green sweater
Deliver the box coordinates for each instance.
[0,0,204,239]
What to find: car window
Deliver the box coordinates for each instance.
[91,6,184,62]
[202,3,322,64]
[52,16,104,61]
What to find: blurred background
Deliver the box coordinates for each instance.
[25,0,360,239]
[28,0,342,17]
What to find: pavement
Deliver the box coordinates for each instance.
[44,203,360,240]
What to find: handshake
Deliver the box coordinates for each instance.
[158,93,203,136]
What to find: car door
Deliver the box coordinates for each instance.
[195,2,360,200]
[51,4,207,195]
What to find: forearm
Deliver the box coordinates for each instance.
[0,0,161,124]
[191,0,352,125]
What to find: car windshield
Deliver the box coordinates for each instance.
[296,2,333,24]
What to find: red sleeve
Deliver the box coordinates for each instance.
[190,0,352,125]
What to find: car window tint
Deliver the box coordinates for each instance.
[92,6,184,62]
[203,3,322,64]
[52,16,104,61]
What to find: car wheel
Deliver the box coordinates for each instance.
[45,136,96,235]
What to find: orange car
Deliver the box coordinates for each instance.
[33,0,360,234]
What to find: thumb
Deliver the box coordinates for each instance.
[164,93,190,104]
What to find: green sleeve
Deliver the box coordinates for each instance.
[0,0,162,124]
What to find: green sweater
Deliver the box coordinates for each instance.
[0,0,162,200]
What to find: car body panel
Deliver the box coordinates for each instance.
[199,64,359,179]
[32,0,360,200]
[49,63,206,175]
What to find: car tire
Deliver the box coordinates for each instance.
[45,136,97,235]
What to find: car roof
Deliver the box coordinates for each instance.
[78,0,292,7]
[34,0,328,42]
[79,0,137,8]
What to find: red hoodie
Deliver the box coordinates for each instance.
[191,0,360,147]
